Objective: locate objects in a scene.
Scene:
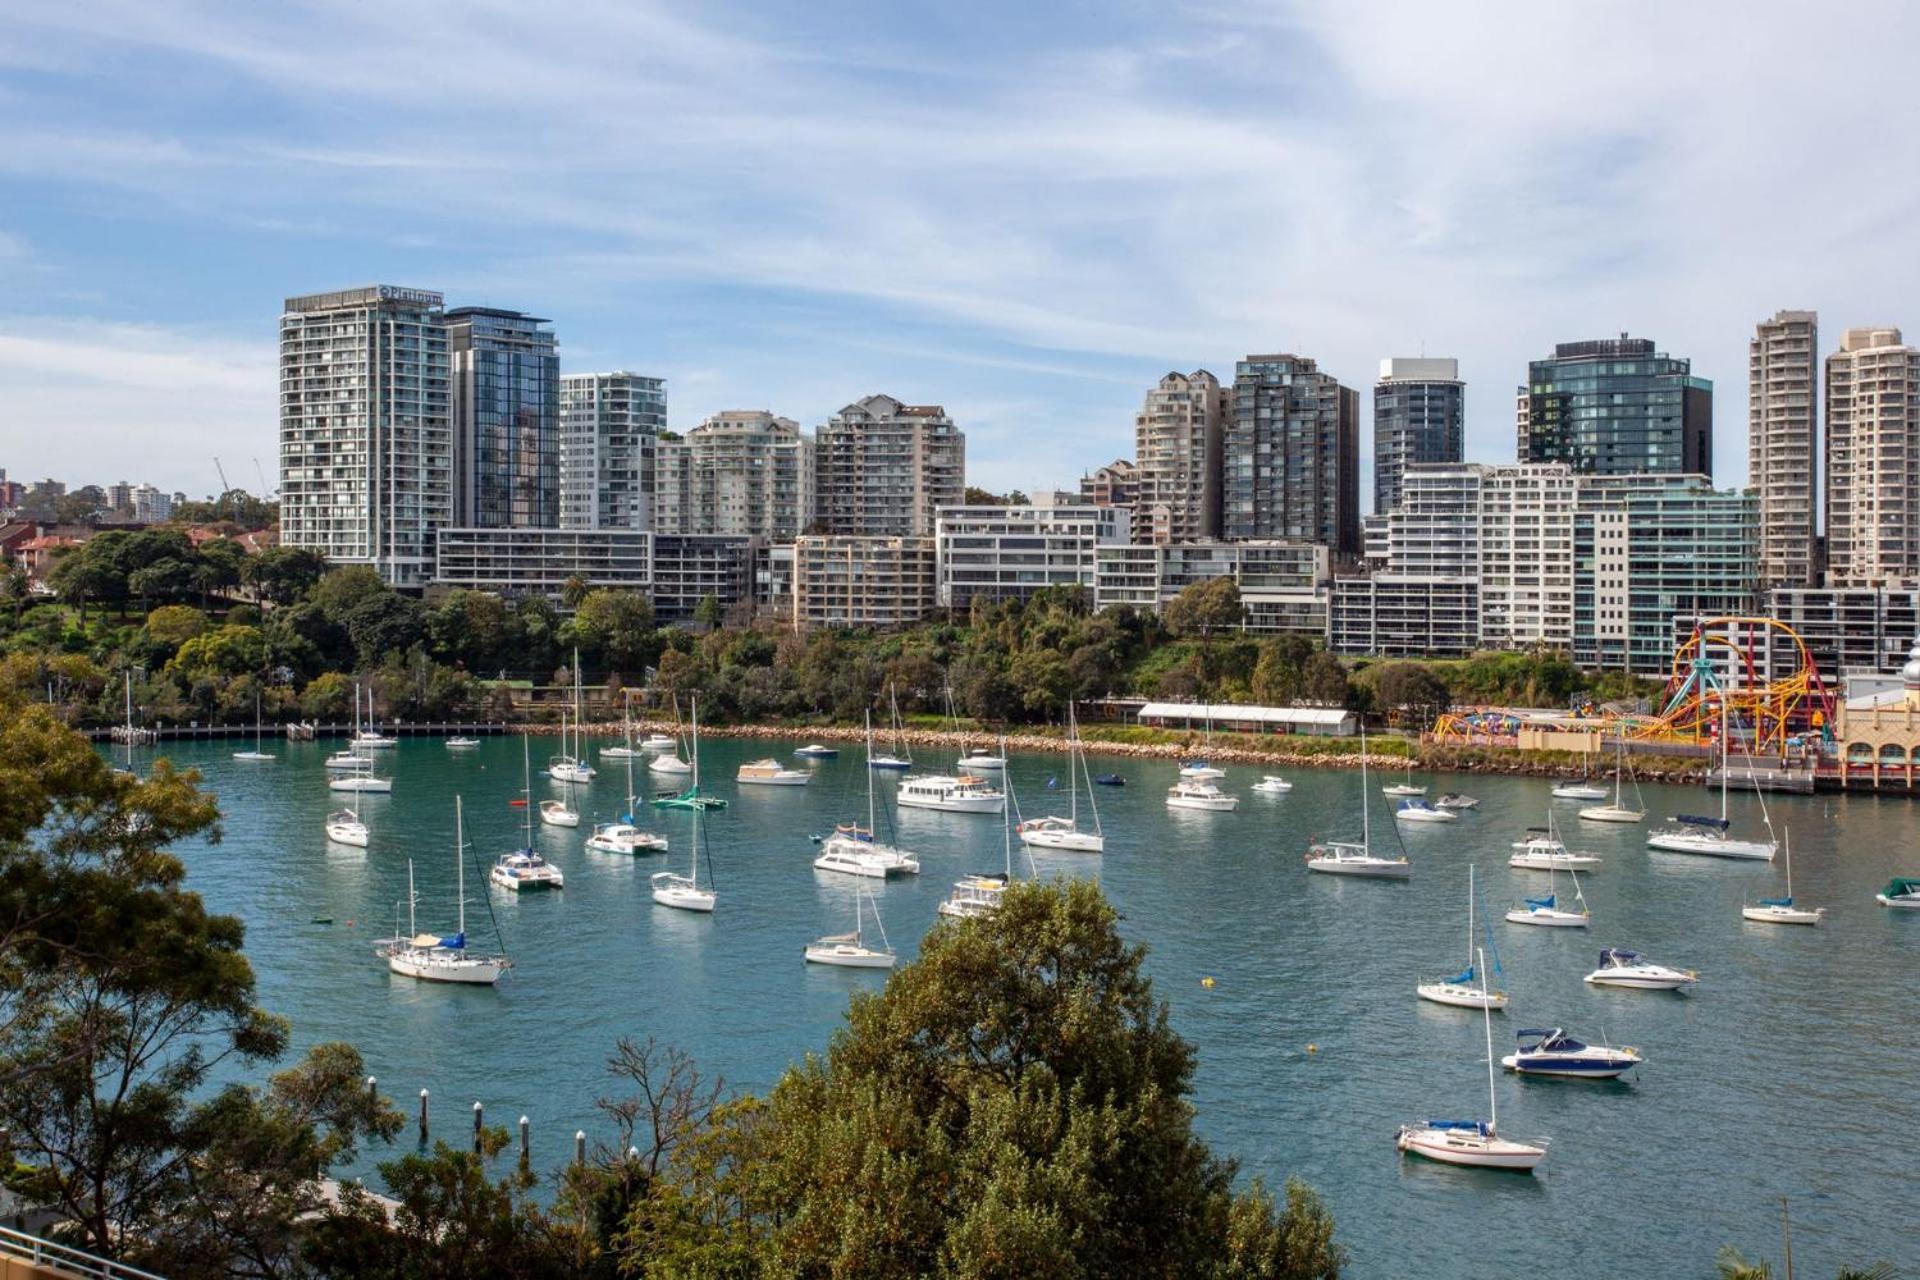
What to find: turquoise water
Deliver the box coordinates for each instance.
[140,736,1916,1277]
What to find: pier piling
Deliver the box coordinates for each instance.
[575,1130,586,1167]
[472,1101,483,1153]
[519,1115,530,1169]
[418,1089,429,1146]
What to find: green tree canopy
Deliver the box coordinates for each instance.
[1164,577,1245,639]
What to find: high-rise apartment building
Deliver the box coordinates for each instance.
[814,395,964,537]
[1750,311,1819,588]
[1078,458,1138,509]
[1516,335,1712,477]
[1223,354,1359,554]
[654,411,814,541]
[1372,358,1464,515]
[447,308,559,529]
[558,372,665,530]
[279,285,450,586]
[1825,327,1920,587]
[1133,371,1223,544]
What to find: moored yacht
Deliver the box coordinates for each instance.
[381,798,510,985]
[956,747,1006,771]
[1397,948,1545,1173]
[1501,1028,1642,1079]
[1583,948,1696,990]
[1742,830,1823,925]
[1307,728,1409,878]
[490,849,564,892]
[794,743,839,758]
[1395,797,1457,824]
[325,807,369,848]
[1417,866,1507,1010]
[737,758,812,786]
[1018,705,1105,851]
[586,821,668,855]
[814,826,920,878]
[1251,775,1294,794]
[1508,824,1602,871]
[899,773,1006,814]
[1876,877,1920,909]
[1433,792,1479,810]
[1166,778,1237,811]
[804,889,895,968]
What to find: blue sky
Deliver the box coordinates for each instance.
[3,1,1919,497]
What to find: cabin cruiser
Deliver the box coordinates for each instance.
[1583,948,1696,991]
[1166,779,1238,811]
[1508,829,1602,871]
[1179,761,1225,781]
[1433,793,1479,810]
[1251,775,1293,794]
[813,825,920,878]
[1395,797,1457,824]
[737,758,812,786]
[936,872,1008,919]
[794,743,839,758]
[489,849,564,892]
[956,747,1006,771]
[1875,877,1920,909]
[585,821,668,855]
[1501,1028,1642,1079]
[898,774,1006,814]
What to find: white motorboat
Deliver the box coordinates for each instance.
[1742,830,1823,925]
[1018,703,1105,851]
[642,732,678,752]
[1251,775,1294,794]
[1501,1028,1642,1079]
[1395,797,1458,824]
[539,798,579,828]
[805,889,896,969]
[1397,947,1546,1173]
[1583,947,1696,990]
[1307,728,1410,878]
[1549,782,1607,801]
[1179,762,1225,781]
[325,806,369,848]
[1578,737,1644,823]
[490,848,564,892]
[956,748,1006,771]
[794,743,840,758]
[1166,778,1238,811]
[1508,829,1603,872]
[900,773,1006,814]
[445,736,480,749]
[586,821,668,854]
[233,688,276,760]
[1646,697,1775,860]
[328,770,392,794]
[737,758,812,786]
[869,755,913,772]
[649,753,692,776]
[1432,792,1478,810]
[232,748,276,761]
[1418,865,1509,1010]
[382,799,509,985]
[1876,876,1920,909]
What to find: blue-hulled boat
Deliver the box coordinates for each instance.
[1093,774,1125,787]
[1501,1028,1643,1079]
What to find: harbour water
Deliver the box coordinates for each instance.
[142,736,1915,1277]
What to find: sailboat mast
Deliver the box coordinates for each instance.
[456,796,466,935]
[1466,864,1474,967]
[521,735,533,847]
[865,709,877,832]
[1720,692,1731,822]
[691,695,700,792]
[1067,702,1078,827]
[1001,734,1013,878]
[1360,726,1372,850]
[407,859,417,937]
[1480,947,1498,1133]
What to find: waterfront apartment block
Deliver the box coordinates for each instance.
[651,534,760,624]
[1372,358,1464,516]
[654,411,813,541]
[1077,458,1139,510]
[447,307,560,529]
[1092,539,1330,637]
[1223,354,1359,554]
[559,372,665,531]
[792,535,938,630]
[1758,586,1920,685]
[1329,576,1480,658]
[935,500,1130,609]
[1749,311,1819,588]
[279,285,450,587]
[1134,371,1223,544]
[814,395,964,537]
[433,526,652,598]
[1825,327,1920,586]
[1478,464,1581,649]
[1516,335,1712,477]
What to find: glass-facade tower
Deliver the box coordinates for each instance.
[448,307,560,528]
[1373,357,1464,515]
[1516,336,1712,477]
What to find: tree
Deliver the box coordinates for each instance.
[1164,577,1245,640]
[310,565,391,622]
[1300,651,1351,706]
[693,592,724,628]
[302,671,357,721]
[1370,662,1451,731]
[167,624,268,681]
[243,546,328,606]
[573,590,657,674]
[343,593,426,668]
[145,604,210,648]
[194,537,250,606]
[561,573,591,610]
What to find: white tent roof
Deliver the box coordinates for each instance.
[1136,702,1352,727]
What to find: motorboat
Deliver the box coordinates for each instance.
[1508,830,1603,872]
[325,807,369,848]
[1398,946,1545,1173]
[804,890,895,969]
[1578,737,1644,822]
[653,697,728,810]
[445,736,480,749]
[794,743,840,758]
[815,828,921,878]
[1742,830,1823,925]
[1876,877,1920,909]
[381,799,509,985]
[586,821,668,855]
[1307,729,1409,877]
[937,872,1008,919]
[490,849,563,892]
[1251,775,1294,794]
[737,758,812,786]
[869,755,913,772]
[328,770,392,794]
[1549,781,1607,801]
[1501,1028,1642,1079]
[1433,793,1479,811]
[899,774,1006,814]
[1395,798,1457,824]
[956,748,1006,772]
[649,753,692,776]
[1017,704,1105,852]
[641,732,678,752]
[1418,865,1508,1010]
[232,747,276,762]
[539,798,579,828]
[1093,773,1125,786]
[1645,698,1775,860]
[1583,948,1696,990]
[1166,779,1238,811]
[1179,762,1225,782]
[651,794,716,912]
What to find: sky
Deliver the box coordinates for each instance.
[3,1,1919,499]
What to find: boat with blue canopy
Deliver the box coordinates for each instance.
[1397,947,1546,1172]
[1501,1028,1642,1079]
[1505,866,1591,927]
[1418,865,1507,1009]
[1743,829,1823,924]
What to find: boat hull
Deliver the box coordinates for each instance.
[1306,857,1410,878]
[1742,905,1823,925]
[1416,982,1508,1009]
[1396,1128,1544,1171]
[1584,970,1693,990]
[549,765,595,783]
[387,952,504,984]
[1508,854,1603,871]
[1501,1053,1638,1079]
[325,824,369,848]
[1645,832,1775,860]
[1551,786,1609,801]
[599,747,640,759]
[899,791,1005,814]
[653,887,715,912]
[328,778,392,793]
[1395,810,1456,823]
[232,751,275,761]
[738,774,811,786]
[1019,829,1105,852]
[957,757,1006,771]
[804,944,894,968]
[1505,909,1590,928]
[1381,785,1425,798]
[1877,894,1920,910]
[649,758,692,775]
[1166,795,1238,811]
[1578,806,1644,823]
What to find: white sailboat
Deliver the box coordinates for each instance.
[491,737,564,891]
[1381,756,1426,798]
[938,746,1021,919]
[648,693,693,776]
[1019,702,1104,852]
[1417,865,1508,1009]
[325,777,369,846]
[1397,948,1546,1172]
[804,888,896,968]
[547,649,596,782]
[1742,829,1824,925]
[326,685,371,769]
[382,798,510,985]
[232,685,276,760]
[1578,736,1645,823]
[870,683,914,771]
[540,714,582,827]
[600,689,641,759]
[328,751,392,793]
[1504,864,1591,928]
[815,712,921,878]
[651,800,716,912]
[1307,728,1410,878]
[586,740,669,854]
[1645,697,1776,860]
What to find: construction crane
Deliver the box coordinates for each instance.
[252,457,274,499]
[213,457,234,523]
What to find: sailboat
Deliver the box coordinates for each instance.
[1381,756,1426,798]
[547,649,596,782]
[1397,948,1547,1172]
[491,737,564,891]
[327,685,373,771]
[1504,864,1592,928]
[1306,727,1411,878]
[804,888,896,968]
[1179,705,1224,780]
[586,737,669,854]
[870,684,914,772]
[938,738,1020,919]
[815,711,921,878]
[1645,697,1776,860]
[540,712,581,827]
[651,793,717,912]
[654,695,727,810]
[328,749,392,793]
[1549,752,1608,801]
[1509,812,1603,871]
[382,798,510,985]
[1578,736,1645,823]
[232,684,276,761]
[325,751,370,846]
[1742,829,1824,925]
[1019,702,1104,852]
[949,685,1006,771]
[1417,865,1508,1009]
[647,694,693,776]
[600,689,641,759]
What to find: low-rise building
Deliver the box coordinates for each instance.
[433,527,653,598]
[1329,576,1480,658]
[651,534,759,624]
[1759,587,1920,685]
[792,535,937,630]
[935,500,1129,609]
[1093,539,1329,637]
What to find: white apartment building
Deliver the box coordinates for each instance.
[1477,464,1580,650]
[935,499,1130,609]
[1329,576,1480,658]
[1133,370,1222,544]
[279,285,450,586]
[1092,539,1329,637]
[559,372,665,531]
[434,526,653,598]
[1825,327,1920,586]
[814,395,964,537]
[654,411,813,541]
[1749,310,1818,588]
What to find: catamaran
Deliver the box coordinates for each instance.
[815,712,921,878]
[1504,865,1591,928]
[1646,698,1775,860]
[655,695,727,810]
[1307,728,1410,878]
[1417,865,1508,1010]
[547,650,596,782]
[381,798,510,985]
[804,888,896,968]
[870,683,914,771]
[1579,737,1645,823]
[1018,703,1104,852]
[1742,829,1823,925]
[652,794,717,912]
[938,759,1023,919]
[1501,1028,1642,1079]
[1397,948,1546,1172]
[491,737,564,891]
[233,685,276,761]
